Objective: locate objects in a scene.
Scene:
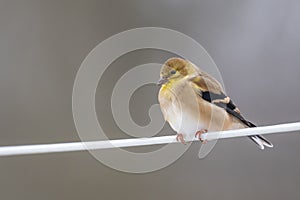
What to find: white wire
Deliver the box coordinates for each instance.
[0,122,299,157]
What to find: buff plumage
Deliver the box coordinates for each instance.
[158,57,273,149]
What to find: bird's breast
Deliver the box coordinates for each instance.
[158,81,205,135]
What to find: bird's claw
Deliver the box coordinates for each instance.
[195,129,208,144]
[176,133,186,145]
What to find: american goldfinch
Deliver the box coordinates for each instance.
[157,57,273,150]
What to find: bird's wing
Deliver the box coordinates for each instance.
[188,70,224,95]
[188,73,273,149]
[188,72,249,126]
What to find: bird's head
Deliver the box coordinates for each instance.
[157,57,197,86]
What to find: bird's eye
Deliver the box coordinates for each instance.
[170,70,176,75]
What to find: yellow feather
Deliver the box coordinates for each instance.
[160,79,179,99]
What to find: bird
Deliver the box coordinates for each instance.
[157,57,273,150]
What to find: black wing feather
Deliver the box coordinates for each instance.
[200,91,254,127]
[199,90,273,149]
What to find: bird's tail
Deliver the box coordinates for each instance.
[248,135,273,150]
[247,121,273,150]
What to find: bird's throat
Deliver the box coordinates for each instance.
[160,79,182,97]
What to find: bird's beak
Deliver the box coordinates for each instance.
[157,77,168,86]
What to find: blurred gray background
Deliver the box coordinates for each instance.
[0,0,300,199]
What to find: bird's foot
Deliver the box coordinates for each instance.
[176,133,186,145]
[195,129,208,144]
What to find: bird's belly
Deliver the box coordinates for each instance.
[165,102,205,136]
